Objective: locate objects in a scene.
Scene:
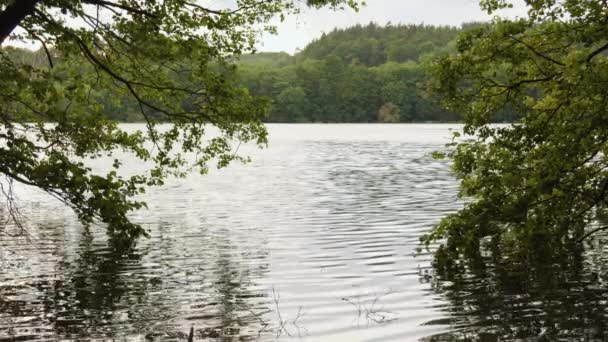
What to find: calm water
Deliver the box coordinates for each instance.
[2,124,608,341]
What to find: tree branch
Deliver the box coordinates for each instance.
[587,41,608,63]
[0,0,40,45]
[579,225,608,242]
[35,34,54,68]
[505,75,557,89]
[81,0,157,18]
[508,35,565,66]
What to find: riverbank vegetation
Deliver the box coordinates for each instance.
[6,22,521,124]
[423,0,608,271]
[0,0,362,246]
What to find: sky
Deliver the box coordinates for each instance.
[258,0,528,53]
[7,0,527,52]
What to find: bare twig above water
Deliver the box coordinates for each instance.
[341,290,397,326]
[0,176,34,241]
[272,287,307,339]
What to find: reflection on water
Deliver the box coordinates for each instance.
[0,220,271,340]
[2,124,608,341]
[426,232,608,342]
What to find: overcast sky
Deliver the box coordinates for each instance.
[258,0,528,53]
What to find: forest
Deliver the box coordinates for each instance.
[237,22,521,123]
[238,23,455,123]
[5,22,520,123]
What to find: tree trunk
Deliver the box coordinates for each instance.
[0,0,40,46]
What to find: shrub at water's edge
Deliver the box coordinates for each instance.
[422,0,608,267]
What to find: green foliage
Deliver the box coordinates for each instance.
[0,0,360,246]
[237,23,467,123]
[7,23,486,124]
[299,23,460,66]
[423,0,608,263]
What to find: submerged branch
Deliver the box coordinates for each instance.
[579,225,608,243]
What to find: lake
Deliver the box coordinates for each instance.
[2,124,608,341]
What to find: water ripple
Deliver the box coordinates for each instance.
[0,124,461,341]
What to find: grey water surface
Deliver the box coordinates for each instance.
[4,124,606,342]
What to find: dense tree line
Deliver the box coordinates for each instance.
[238,56,455,122]
[4,23,519,124]
[298,22,460,66]
[236,23,519,123]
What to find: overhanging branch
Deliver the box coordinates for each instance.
[587,42,608,63]
[0,0,40,45]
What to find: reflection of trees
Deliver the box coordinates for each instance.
[190,228,271,341]
[425,233,608,341]
[0,229,168,339]
[54,233,173,337]
[0,221,272,340]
